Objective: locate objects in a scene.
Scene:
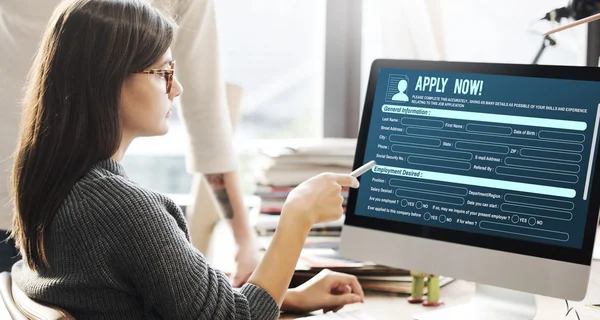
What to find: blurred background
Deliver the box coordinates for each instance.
[121,0,590,197]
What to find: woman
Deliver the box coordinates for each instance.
[9,0,364,319]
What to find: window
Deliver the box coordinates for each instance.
[122,0,326,194]
[217,0,326,142]
[360,0,587,107]
[437,0,586,65]
[122,1,585,196]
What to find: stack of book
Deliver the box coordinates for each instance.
[252,138,356,189]
[250,138,356,236]
[293,267,453,295]
[254,185,350,215]
[254,214,345,237]
[257,235,454,295]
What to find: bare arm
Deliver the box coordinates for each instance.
[205,170,260,287]
[246,173,359,306]
[248,210,312,307]
[204,170,311,304]
[205,170,255,242]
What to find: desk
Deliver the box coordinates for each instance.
[280,260,599,319]
[207,222,600,319]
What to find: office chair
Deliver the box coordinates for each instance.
[0,272,74,320]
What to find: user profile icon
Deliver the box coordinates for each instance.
[386,75,410,103]
[392,79,409,102]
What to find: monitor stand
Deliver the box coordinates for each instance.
[413,284,536,320]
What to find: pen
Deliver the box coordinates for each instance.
[545,12,600,35]
[350,160,377,178]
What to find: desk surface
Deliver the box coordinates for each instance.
[207,222,600,319]
[280,260,599,319]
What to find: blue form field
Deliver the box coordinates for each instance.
[394,188,465,205]
[500,203,573,221]
[389,134,441,147]
[401,117,444,129]
[406,127,584,152]
[389,178,468,196]
[455,141,509,154]
[504,193,575,211]
[479,221,569,242]
[407,156,471,171]
[496,166,579,184]
[382,105,587,131]
[373,165,576,198]
[520,148,582,163]
[466,123,512,135]
[391,144,473,161]
[538,130,585,143]
[504,157,580,173]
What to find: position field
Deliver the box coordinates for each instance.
[407,156,471,171]
[500,203,573,221]
[389,134,441,147]
[390,144,473,161]
[466,123,512,135]
[496,166,578,184]
[400,117,444,129]
[381,105,587,131]
[504,157,580,173]
[520,148,582,163]
[406,127,584,153]
[479,221,569,242]
[504,193,574,211]
[372,165,576,198]
[389,178,468,196]
[395,188,465,206]
[538,130,585,143]
[455,141,509,154]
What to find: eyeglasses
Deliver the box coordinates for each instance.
[136,60,176,94]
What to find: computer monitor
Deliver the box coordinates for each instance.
[339,59,600,320]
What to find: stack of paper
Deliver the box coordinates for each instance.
[251,138,356,217]
[257,235,454,295]
[252,138,356,188]
[254,214,345,236]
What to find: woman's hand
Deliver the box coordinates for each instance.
[283,173,359,227]
[281,269,365,314]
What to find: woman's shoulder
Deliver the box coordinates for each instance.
[54,160,189,243]
[64,160,177,217]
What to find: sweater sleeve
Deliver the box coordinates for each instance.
[97,182,279,319]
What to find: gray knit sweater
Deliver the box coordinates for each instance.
[11,159,280,319]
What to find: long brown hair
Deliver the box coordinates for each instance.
[10,0,176,271]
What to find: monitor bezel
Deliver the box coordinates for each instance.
[344,59,600,266]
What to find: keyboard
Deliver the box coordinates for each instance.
[296,310,376,319]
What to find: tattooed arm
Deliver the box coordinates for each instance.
[204,172,235,219]
[205,170,260,287]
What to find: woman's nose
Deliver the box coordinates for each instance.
[169,77,183,99]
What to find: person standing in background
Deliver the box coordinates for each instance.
[155,0,261,287]
[0,0,260,286]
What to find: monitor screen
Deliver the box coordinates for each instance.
[346,60,600,264]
